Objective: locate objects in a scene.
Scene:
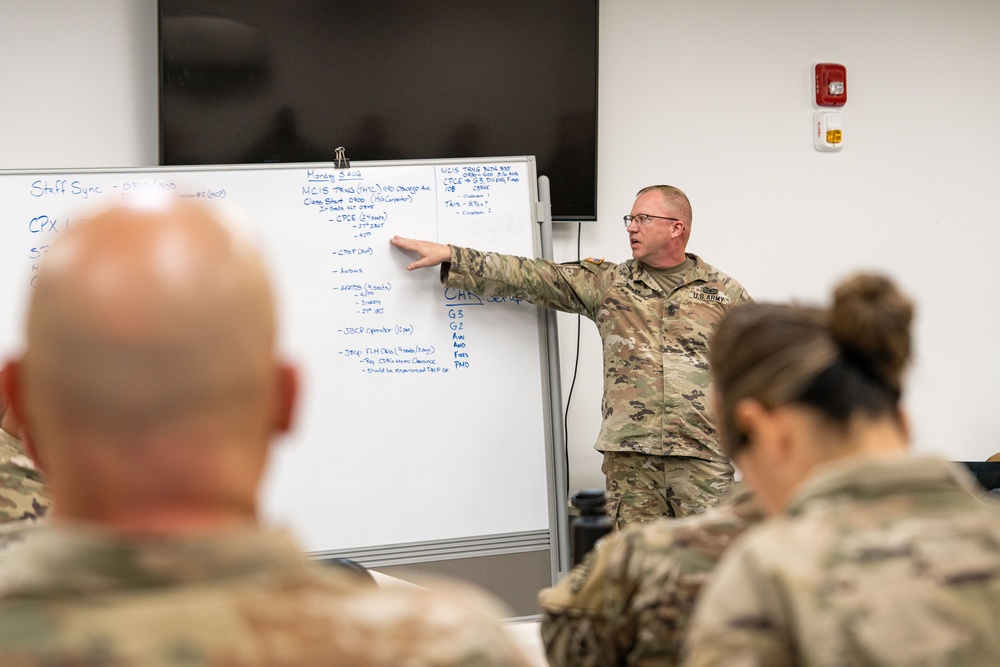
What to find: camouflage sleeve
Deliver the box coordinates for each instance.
[360,579,535,667]
[539,531,641,667]
[0,474,49,526]
[539,526,697,667]
[680,540,794,667]
[541,489,768,667]
[443,246,609,319]
[0,437,51,530]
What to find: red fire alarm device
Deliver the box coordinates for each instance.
[815,63,847,107]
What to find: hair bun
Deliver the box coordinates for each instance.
[830,274,914,393]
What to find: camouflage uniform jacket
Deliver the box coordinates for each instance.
[0,525,530,666]
[682,456,1000,666]
[444,248,751,461]
[0,428,50,549]
[538,485,765,667]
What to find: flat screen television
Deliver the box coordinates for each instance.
[158,1,599,221]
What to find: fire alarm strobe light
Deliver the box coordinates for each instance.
[814,111,844,152]
[815,63,847,107]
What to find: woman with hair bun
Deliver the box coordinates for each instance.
[681,274,1000,666]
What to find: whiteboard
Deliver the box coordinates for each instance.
[0,157,555,558]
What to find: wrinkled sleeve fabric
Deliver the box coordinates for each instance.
[680,538,794,667]
[443,246,609,319]
[540,523,715,667]
[539,530,645,667]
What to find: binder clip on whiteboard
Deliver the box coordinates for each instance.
[334,146,350,169]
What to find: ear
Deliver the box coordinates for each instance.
[896,406,912,445]
[733,398,789,462]
[1,359,23,428]
[272,361,298,434]
[1,359,48,474]
[732,398,768,443]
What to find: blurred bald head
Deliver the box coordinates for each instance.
[25,198,275,431]
[6,197,295,529]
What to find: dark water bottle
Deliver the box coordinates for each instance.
[570,489,613,567]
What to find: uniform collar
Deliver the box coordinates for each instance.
[630,253,708,293]
[785,455,982,517]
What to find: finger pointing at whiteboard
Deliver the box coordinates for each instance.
[390,236,451,271]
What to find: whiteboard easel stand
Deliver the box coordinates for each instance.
[537,174,570,577]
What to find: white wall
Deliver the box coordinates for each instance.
[558,0,1000,490]
[2,0,999,496]
[0,0,158,168]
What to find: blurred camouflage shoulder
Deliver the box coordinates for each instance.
[0,429,50,534]
[539,486,765,667]
[0,528,530,666]
[683,457,1000,666]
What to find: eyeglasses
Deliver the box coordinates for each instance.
[623,214,680,228]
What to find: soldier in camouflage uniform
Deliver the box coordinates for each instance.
[0,379,50,548]
[392,185,751,525]
[681,274,1000,666]
[0,199,529,666]
[683,458,1000,666]
[538,485,765,667]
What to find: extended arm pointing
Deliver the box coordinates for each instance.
[390,236,451,271]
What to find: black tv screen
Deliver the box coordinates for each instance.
[159,1,599,221]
